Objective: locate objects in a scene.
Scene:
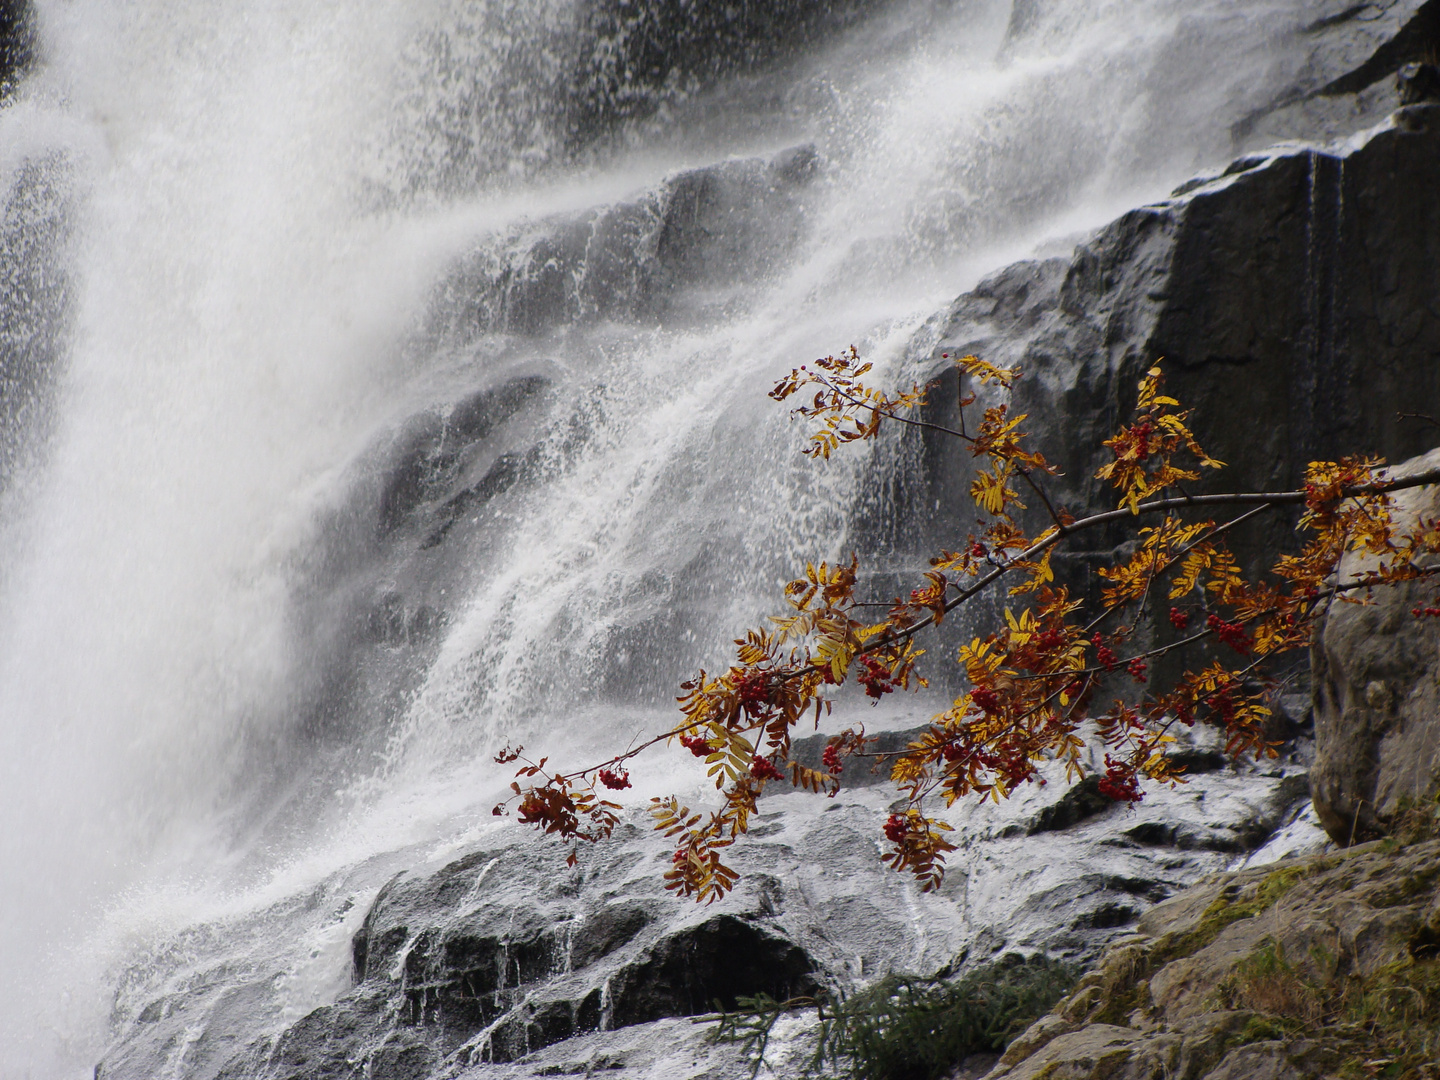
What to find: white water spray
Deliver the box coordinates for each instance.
[0,1,1340,1074]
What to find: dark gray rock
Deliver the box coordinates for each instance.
[1317,0,1440,98]
[0,153,72,497]
[895,112,1440,594]
[1232,0,1439,146]
[1399,60,1440,104]
[604,914,818,1026]
[392,1,884,192]
[0,0,32,94]
[568,2,888,146]
[1023,777,1114,837]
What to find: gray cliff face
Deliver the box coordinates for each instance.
[902,107,1440,582]
[1312,448,1440,845]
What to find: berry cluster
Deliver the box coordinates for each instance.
[1097,755,1144,803]
[1090,632,1119,671]
[822,744,844,775]
[970,686,1000,713]
[858,655,900,699]
[1127,657,1148,683]
[679,734,711,757]
[1206,613,1250,654]
[1412,605,1440,618]
[1130,420,1154,460]
[1168,606,1190,631]
[597,767,631,790]
[1208,687,1238,724]
[736,672,772,711]
[1035,628,1064,650]
[750,755,785,782]
[883,814,908,843]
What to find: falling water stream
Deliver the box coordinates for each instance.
[0,1,1353,1075]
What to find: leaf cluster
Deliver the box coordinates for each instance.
[496,352,1440,900]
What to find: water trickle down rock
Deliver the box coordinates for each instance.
[895,105,1440,599]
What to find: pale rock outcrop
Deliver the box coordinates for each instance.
[1312,448,1440,844]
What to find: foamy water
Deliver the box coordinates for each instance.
[0,1,1344,1074]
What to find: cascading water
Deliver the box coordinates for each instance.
[0,1,1361,1075]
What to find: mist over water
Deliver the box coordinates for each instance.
[0,1,1333,1074]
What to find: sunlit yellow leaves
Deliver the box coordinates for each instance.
[971,462,1021,516]
[1007,549,1054,596]
[1097,517,1209,607]
[770,345,931,459]
[1097,366,1221,513]
[958,637,1006,684]
[957,354,1021,388]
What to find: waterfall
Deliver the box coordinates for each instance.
[0,1,1349,1075]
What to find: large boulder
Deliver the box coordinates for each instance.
[1311,448,1440,845]
[986,838,1440,1080]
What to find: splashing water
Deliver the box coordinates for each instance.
[0,0,1350,1074]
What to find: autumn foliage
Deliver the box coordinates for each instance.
[494,351,1440,902]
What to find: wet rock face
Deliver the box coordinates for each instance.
[99,735,1321,1080]
[170,832,822,1075]
[0,154,72,498]
[1399,60,1440,104]
[1312,449,1440,845]
[430,145,819,343]
[395,0,879,193]
[570,1,888,143]
[901,115,1440,590]
[604,914,818,1026]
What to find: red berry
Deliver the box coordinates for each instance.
[1097,755,1144,803]
[597,767,631,790]
[1127,657,1148,683]
[680,734,711,757]
[970,687,1000,713]
[883,814,908,843]
[1205,613,1250,654]
[736,672,771,710]
[750,755,785,782]
[822,744,844,775]
[858,656,898,700]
